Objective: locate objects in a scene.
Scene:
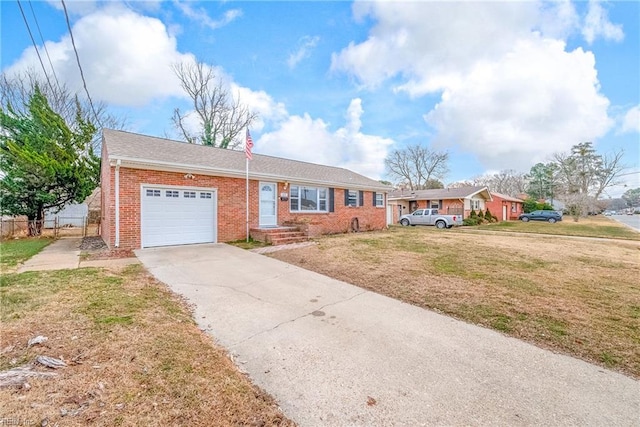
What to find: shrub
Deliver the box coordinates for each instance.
[470,209,477,218]
[484,208,493,221]
[463,217,479,226]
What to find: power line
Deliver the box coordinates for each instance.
[16,0,55,94]
[60,0,103,128]
[28,0,61,91]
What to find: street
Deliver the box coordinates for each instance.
[611,214,640,232]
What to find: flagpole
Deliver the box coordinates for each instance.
[246,156,249,243]
[245,128,253,243]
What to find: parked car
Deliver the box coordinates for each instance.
[399,208,462,229]
[518,210,562,223]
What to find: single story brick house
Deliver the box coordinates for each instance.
[485,192,525,221]
[387,186,492,223]
[100,129,391,249]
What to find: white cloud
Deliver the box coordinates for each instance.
[332,1,615,172]
[46,0,98,16]
[231,84,288,132]
[287,36,320,69]
[425,38,612,171]
[621,106,640,134]
[536,0,580,40]
[174,1,242,30]
[258,99,394,179]
[582,0,624,44]
[4,5,193,106]
[332,1,536,91]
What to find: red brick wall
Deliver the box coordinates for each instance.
[485,196,523,221]
[101,167,387,249]
[278,184,386,236]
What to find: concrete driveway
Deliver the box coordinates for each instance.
[136,244,639,426]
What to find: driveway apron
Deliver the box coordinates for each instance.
[136,244,639,426]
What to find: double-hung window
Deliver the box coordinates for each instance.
[346,190,359,207]
[290,185,328,212]
[374,192,384,207]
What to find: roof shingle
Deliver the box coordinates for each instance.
[389,186,489,200]
[103,129,391,191]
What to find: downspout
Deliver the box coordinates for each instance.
[114,159,121,248]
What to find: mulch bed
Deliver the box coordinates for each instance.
[80,236,135,260]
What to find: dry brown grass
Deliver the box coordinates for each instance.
[0,266,294,426]
[268,226,640,378]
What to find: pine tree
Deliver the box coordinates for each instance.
[0,86,99,235]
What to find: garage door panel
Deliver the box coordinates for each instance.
[141,186,216,248]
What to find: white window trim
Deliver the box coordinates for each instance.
[346,189,359,207]
[289,185,328,213]
[375,192,384,208]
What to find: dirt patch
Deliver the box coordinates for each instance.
[80,236,135,260]
[268,227,640,379]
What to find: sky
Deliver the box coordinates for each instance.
[1,0,639,197]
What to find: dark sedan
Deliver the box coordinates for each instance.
[518,210,562,223]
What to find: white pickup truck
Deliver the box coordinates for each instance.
[399,208,462,229]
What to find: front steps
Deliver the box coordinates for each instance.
[249,226,308,246]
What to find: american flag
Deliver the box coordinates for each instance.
[245,129,254,160]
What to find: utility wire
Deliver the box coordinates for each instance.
[16,0,55,94]
[28,0,61,91]
[60,0,103,128]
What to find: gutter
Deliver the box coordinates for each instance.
[114,159,120,248]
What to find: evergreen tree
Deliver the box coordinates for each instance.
[0,86,99,235]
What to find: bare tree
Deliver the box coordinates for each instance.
[447,180,475,189]
[472,169,527,197]
[385,144,449,190]
[1,68,127,151]
[172,62,257,149]
[553,142,626,201]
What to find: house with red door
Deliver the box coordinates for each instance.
[100,129,391,249]
[485,192,525,221]
[387,186,492,223]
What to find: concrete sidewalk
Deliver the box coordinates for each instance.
[136,243,640,426]
[16,237,138,272]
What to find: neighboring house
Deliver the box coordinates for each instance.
[100,129,391,249]
[84,187,102,224]
[485,192,524,221]
[388,186,492,223]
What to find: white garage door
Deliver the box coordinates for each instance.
[141,186,216,248]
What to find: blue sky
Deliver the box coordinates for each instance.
[2,0,639,197]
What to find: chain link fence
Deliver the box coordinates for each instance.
[1,216,100,240]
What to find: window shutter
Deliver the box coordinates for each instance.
[329,188,334,212]
[359,191,364,207]
[344,189,349,206]
[439,199,443,208]
[373,192,377,206]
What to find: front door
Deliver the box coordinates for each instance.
[259,182,277,227]
[502,205,507,221]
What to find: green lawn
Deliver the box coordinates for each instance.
[0,238,53,270]
[472,216,640,240]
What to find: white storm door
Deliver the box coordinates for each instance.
[259,182,277,227]
[502,205,507,221]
